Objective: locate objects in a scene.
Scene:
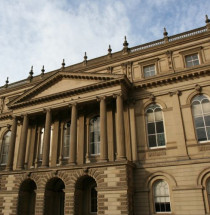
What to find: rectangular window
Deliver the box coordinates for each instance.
[143,64,156,78]
[185,54,199,68]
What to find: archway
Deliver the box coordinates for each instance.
[17,179,37,215]
[74,176,97,215]
[44,177,65,215]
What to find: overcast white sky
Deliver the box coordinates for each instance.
[0,0,210,86]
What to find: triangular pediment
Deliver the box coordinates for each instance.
[8,71,130,108]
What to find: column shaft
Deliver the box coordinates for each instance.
[69,104,77,164]
[41,109,51,167]
[6,117,17,170]
[100,97,108,161]
[17,115,29,170]
[116,94,126,160]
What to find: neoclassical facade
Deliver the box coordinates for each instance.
[0,17,210,215]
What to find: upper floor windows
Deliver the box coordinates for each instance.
[90,116,100,155]
[146,104,165,148]
[185,54,199,68]
[63,122,71,158]
[143,64,156,78]
[0,130,11,165]
[153,180,171,213]
[192,95,210,142]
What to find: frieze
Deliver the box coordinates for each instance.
[147,150,166,157]
[199,145,210,151]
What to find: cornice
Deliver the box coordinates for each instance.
[0,112,13,121]
[134,64,210,89]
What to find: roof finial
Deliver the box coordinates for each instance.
[163,27,169,42]
[41,65,45,76]
[206,14,210,23]
[123,36,129,54]
[28,66,34,81]
[108,45,112,58]
[83,52,87,65]
[206,15,210,31]
[62,59,65,68]
[5,77,9,88]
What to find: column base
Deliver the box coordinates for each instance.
[116,157,127,161]
[99,159,108,163]
[68,162,76,166]
[16,166,24,170]
[5,167,12,171]
[41,165,49,168]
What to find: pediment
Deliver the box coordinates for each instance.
[33,78,99,99]
[8,71,130,108]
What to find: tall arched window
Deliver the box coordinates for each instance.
[0,130,11,165]
[192,95,210,142]
[153,180,171,213]
[90,116,100,155]
[146,104,165,148]
[207,179,210,207]
[63,122,71,158]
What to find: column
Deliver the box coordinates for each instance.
[98,96,108,162]
[41,109,51,167]
[115,93,126,160]
[6,116,17,170]
[69,103,77,164]
[16,114,29,170]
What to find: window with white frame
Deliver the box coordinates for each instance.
[143,64,156,78]
[90,116,100,155]
[63,122,71,158]
[153,180,171,213]
[192,95,210,142]
[146,104,166,148]
[185,54,199,68]
[0,131,11,165]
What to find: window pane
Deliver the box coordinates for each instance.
[156,122,164,133]
[207,127,210,140]
[157,134,165,146]
[148,135,156,147]
[193,59,199,66]
[192,102,202,116]
[155,109,163,121]
[204,115,210,126]
[186,61,193,67]
[194,117,204,127]
[202,99,210,113]
[148,123,155,134]
[155,203,161,212]
[147,111,154,122]
[196,128,207,141]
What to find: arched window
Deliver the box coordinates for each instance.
[207,179,210,207]
[192,95,210,142]
[0,130,11,165]
[146,104,165,148]
[90,116,100,155]
[153,180,171,213]
[63,122,71,158]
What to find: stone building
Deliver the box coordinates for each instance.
[0,16,210,215]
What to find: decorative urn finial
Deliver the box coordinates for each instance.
[41,65,45,76]
[5,77,9,88]
[108,44,112,54]
[123,36,129,54]
[206,15,210,30]
[62,59,65,68]
[163,27,169,42]
[83,52,87,65]
[28,66,34,81]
